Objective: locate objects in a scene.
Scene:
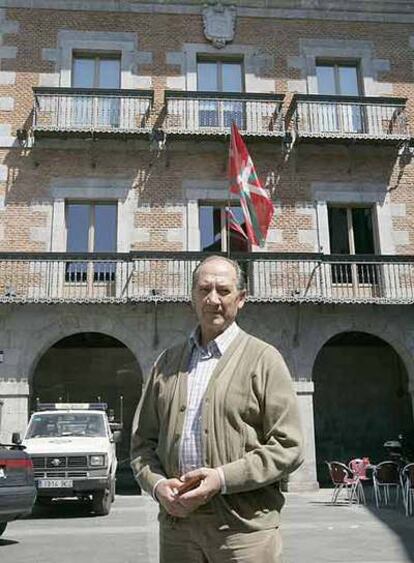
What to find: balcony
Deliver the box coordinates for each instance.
[164,91,284,137]
[32,87,153,139]
[0,252,413,305]
[292,94,410,143]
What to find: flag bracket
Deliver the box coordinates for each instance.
[282,130,294,153]
[148,127,169,168]
[149,128,166,152]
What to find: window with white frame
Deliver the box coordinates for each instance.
[327,205,377,284]
[315,61,364,133]
[197,58,244,129]
[65,202,117,282]
[71,53,121,128]
[316,62,361,96]
[72,53,121,89]
[199,203,248,253]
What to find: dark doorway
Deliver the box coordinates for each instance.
[313,331,414,484]
[31,332,143,492]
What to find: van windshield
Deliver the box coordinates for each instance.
[26,413,106,438]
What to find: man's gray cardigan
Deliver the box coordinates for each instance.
[131,329,304,531]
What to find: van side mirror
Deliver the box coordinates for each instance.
[112,430,122,444]
[12,432,22,445]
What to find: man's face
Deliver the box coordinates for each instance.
[192,259,246,343]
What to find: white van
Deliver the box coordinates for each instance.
[21,403,120,516]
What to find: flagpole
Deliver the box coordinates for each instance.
[226,125,233,259]
[226,203,231,258]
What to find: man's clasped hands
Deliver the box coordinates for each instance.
[155,467,222,518]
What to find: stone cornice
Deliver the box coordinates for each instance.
[2,0,414,24]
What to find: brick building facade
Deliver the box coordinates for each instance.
[0,0,414,490]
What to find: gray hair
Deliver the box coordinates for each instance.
[191,255,246,292]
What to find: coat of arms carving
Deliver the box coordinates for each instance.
[202,2,236,49]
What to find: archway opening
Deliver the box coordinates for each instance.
[313,331,414,484]
[31,332,143,491]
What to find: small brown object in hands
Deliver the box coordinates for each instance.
[177,475,203,495]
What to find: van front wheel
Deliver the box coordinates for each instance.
[92,488,111,516]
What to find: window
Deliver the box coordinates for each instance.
[315,62,363,133]
[197,59,244,129]
[26,413,106,439]
[199,204,248,253]
[66,202,117,282]
[328,205,377,284]
[197,60,243,93]
[71,54,121,128]
[316,63,361,97]
[72,54,121,89]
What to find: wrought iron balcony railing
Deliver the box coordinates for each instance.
[292,94,409,141]
[0,252,413,305]
[32,87,153,136]
[164,91,284,136]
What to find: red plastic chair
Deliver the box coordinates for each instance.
[326,461,365,505]
[349,458,371,481]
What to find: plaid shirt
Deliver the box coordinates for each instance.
[178,322,239,474]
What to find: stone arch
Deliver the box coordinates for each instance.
[30,328,144,479]
[30,332,143,404]
[24,317,144,386]
[298,315,414,391]
[312,330,414,483]
[313,330,414,391]
[13,311,147,484]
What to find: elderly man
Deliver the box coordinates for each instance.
[131,255,303,563]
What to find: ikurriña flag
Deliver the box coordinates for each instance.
[228,122,274,247]
[225,206,248,240]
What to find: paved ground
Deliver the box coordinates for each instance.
[1,488,413,562]
[283,489,414,563]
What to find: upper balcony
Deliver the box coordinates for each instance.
[164,91,285,138]
[291,94,410,144]
[32,87,153,139]
[0,252,413,306]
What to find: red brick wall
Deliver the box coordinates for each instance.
[1,7,413,253]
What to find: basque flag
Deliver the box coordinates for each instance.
[225,206,248,241]
[228,122,274,247]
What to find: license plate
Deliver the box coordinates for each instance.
[38,479,73,488]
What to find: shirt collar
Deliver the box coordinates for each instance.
[190,322,240,357]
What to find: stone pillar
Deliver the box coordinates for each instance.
[287,380,319,492]
[0,380,29,443]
